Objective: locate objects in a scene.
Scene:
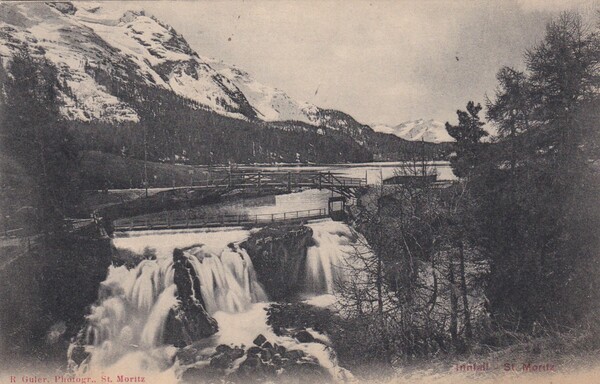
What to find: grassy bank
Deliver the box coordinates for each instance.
[79,150,207,190]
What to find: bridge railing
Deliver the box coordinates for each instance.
[191,170,366,189]
[114,208,329,231]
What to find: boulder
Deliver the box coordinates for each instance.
[260,348,273,362]
[237,355,277,379]
[284,349,305,361]
[163,249,218,347]
[261,341,274,350]
[247,346,262,356]
[69,345,89,366]
[294,330,315,343]
[175,345,201,365]
[210,344,245,369]
[253,334,267,346]
[241,225,314,300]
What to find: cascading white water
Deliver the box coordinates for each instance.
[78,222,359,382]
[304,220,356,295]
[82,228,266,373]
[186,246,267,314]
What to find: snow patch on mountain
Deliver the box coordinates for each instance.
[73,6,253,119]
[0,2,258,122]
[0,2,140,122]
[372,119,454,143]
[209,60,322,124]
[0,1,428,150]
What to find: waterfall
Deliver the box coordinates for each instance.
[83,232,267,370]
[185,245,267,313]
[304,220,356,295]
[78,223,357,381]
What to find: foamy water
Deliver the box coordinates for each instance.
[79,220,356,382]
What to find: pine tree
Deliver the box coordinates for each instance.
[445,101,488,178]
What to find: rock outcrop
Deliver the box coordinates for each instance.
[164,248,218,347]
[179,335,332,384]
[241,225,313,300]
[0,229,112,364]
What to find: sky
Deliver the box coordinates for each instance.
[107,0,599,126]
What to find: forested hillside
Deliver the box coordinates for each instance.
[0,2,450,166]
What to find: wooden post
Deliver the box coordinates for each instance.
[271,214,274,222]
[258,171,262,191]
[288,172,292,192]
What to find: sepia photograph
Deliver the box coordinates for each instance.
[1,0,600,383]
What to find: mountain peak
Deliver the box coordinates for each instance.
[371,119,454,143]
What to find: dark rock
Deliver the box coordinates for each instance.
[164,304,218,348]
[181,364,220,384]
[215,344,232,354]
[260,348,273,362]
[272,325,290,336]
[294,330,315,343]
[272,354,283,366]
[210,345,246,370]
[247,346,262,356]
[47,2,77,15]
[276,344,287,356]
[241,225,314,300]
[266,302,335,340]
[163,249,218,347]
[281,360,331,381]
[69,345,89,366]
[284,349,305,361]
[175,346,200,365]
[239,355,261,371]
[253,334,267,346]
[237,355,277,379]
[210,353,234,370]
[231,347,245,360]
[261,341,273,350]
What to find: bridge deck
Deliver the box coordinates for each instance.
[190,170,366,198]
[113,208,330,232]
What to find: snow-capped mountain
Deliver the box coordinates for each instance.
[0,2,450,164]
[208,60,320,125]
[0,2,364,132]
[372,119,454,143]
[0,2,256,122]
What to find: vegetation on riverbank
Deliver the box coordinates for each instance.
[320,11,600,379]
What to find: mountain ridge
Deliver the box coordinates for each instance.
[371,119,455,143]
[0,2,451,163]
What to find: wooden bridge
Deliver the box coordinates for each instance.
[191,170,366,199]
[110,171,364,232]
[113,208,331,232]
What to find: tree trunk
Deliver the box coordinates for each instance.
[458,241,472,340]
[449,252,458,347]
